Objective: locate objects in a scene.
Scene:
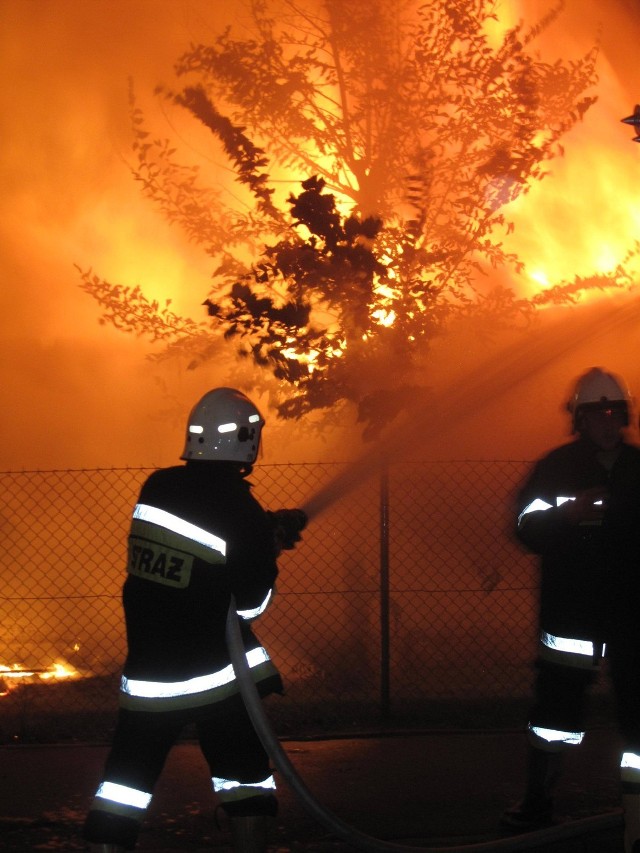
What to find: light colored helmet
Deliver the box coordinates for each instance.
[180,388,264,463]
[567,367,630,432]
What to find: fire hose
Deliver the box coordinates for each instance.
[222,292,640,850]
[225,598,623,853]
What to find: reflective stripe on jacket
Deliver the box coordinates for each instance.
[119,643,279,712]
[119,463,282,709]
[537,630,605,670]
[515,439,640,640]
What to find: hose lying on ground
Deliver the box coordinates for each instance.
[225,599,622,853]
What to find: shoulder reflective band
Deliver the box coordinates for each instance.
[528,723,584,746]
[237,589,272,620]
[121,646,270,699]
[132,503,226,559]
[95,781,152,810]
[212,774,276,794]
[621,752,640,784]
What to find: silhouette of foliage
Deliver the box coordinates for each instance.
[81,0,606,436]
[76,266,203,342]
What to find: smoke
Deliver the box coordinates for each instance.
[1,0,639,471]
[302,292,640,517]
[0,1,236,469]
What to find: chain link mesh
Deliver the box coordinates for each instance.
[0,461,539,742]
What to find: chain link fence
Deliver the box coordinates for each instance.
[0,461,546,743]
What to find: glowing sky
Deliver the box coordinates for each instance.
[2,0,640,470]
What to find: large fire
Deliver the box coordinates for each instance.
[1,0,640,472]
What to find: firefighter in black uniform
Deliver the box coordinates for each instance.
[501,368,640,853]
[83,388,306,853]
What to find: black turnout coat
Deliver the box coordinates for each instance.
[119,461,283,712]
[516,437,640,644]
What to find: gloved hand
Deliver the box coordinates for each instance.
[270,508,308,551]
[558,487,608,526]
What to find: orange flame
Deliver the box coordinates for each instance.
[0,660,81,695]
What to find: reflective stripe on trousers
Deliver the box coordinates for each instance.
[621,752,640,852]
[622,752,640,786]
[89,774,277,821]
[213,773,276,804]
[90,780,153,821]
[528,722,585,751]
[528,631,599,751]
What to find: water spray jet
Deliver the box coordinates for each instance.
[301,294,640,521]
[224,296,639,852]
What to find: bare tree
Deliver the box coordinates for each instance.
[81,0,616,436]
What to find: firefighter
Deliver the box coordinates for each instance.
[83,388,307,853]
[501,368,640,853]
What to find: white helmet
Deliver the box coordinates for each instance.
[180,388,264,463]
[567,367,631,432]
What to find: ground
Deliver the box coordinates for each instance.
[0,729,626,851]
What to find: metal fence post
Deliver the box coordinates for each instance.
[380,458,390,718]
[0,462,536,741]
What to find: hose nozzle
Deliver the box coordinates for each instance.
[271,508,308,550]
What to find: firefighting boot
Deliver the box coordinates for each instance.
[229,815,270,853]
[500,746,562,830]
